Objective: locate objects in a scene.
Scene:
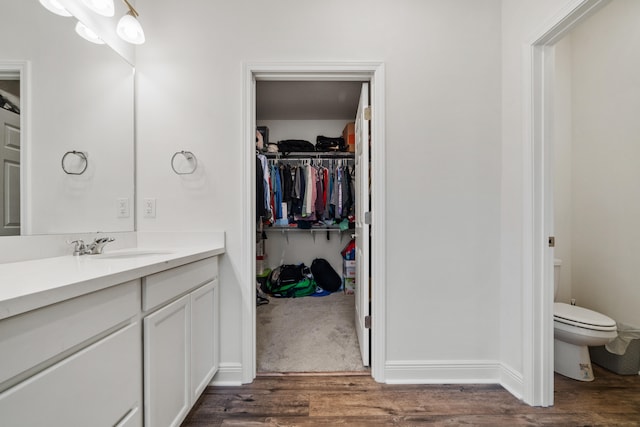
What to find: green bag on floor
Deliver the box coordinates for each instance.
[265,264,316,298]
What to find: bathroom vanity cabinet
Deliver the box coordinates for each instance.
[0,251,221,427]
[0,280,143,426]
[143,257,219,427]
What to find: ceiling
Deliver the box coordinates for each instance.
[256,81,363,120]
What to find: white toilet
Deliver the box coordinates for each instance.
[553,259,617,381]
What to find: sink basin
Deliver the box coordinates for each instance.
[89,249,174,259]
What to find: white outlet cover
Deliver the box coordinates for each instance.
[144,198,156,218]
[117,198,130,218]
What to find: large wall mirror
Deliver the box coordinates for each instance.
[0,0,134,236]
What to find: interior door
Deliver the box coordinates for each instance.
[355,83,370,366]
[0,107,20,236]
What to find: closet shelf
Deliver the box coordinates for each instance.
[263,151,354,159]
[264,224,353,243]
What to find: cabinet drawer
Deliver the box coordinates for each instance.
[143,257,218,312]
[0,322,142,427]
[0,280,140,387]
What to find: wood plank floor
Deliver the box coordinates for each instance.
[182,365,640,426]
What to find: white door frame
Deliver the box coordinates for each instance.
[241,62,387,383]
[522,0,610,406]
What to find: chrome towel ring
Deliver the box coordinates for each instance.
[61,151,88,175]
[171,150,197,175]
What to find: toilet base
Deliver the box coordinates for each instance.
[554,339,595,381]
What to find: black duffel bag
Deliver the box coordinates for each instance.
[316,135,347,152]
[277,139,315,153]
[310,258,342,292]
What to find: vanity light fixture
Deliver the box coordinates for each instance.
[39,0,72,17]
[75,21,106,44]
[116,0,145,45]
[81,0,115,17]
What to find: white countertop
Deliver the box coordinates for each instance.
[0,244,225,321]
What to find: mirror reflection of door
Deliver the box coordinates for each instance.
[0,76,20,236]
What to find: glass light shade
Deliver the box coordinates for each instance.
[75,21,105,45]
[81,0,115,17]
[39,0,72,17]
[117,13,145,45]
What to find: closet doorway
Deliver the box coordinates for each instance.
[242,63,386,382]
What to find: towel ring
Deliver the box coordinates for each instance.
[61,151,88,175]
[171,150,197,175]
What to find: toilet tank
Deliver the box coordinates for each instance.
[554,259,561,300]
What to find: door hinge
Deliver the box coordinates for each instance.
[364,315,371,329]
[364,211,372,225]
[364,106,371,121]
[548,236,555,248]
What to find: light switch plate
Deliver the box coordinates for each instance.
[144,198,156,218]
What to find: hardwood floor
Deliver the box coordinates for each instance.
[182,365,640,426]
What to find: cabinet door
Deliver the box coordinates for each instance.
[144,295,190,427]
[0,322,142,427]
[190,279,219,401]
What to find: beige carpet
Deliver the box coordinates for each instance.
[256,292,368,373]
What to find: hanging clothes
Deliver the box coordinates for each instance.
[256,156,266,220]
[342,165,354,217]
[314,166,325,217]
[257,156,355,224]
[348,165,356,216]
[256,154,271,221]
[331,166,343,219]
[325,165,334,219]
[280,164,293,212]
[304,164,316,218]
[322,167,329,217]
[271,164,283,219]
[290,166,304,217]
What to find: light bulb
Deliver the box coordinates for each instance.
[117,13,145,45]
[39,0,72,17]
[75,21,105,45]
[81,0,115,17]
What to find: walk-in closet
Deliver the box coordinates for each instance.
[255,80,371,373]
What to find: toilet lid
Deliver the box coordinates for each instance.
[554,302,617,331]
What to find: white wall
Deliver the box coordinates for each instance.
[567,0,640,326]
[553,35,574,304]
[263,231,348,277]
[136,0,502,381]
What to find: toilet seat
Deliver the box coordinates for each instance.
[554,302,617,332]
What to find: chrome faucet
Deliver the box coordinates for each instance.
[70,237,115,256]
[87,237,115,254]
[70,239,88,256]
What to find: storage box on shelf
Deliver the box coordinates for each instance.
[343,122,355,153]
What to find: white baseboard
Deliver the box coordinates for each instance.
[384,359,525,402]
[498,362,524,401]
[209,360,525,403]
[384,360,502,384]
[210,363,243,386]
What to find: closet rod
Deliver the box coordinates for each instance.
[264,225,347,232]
